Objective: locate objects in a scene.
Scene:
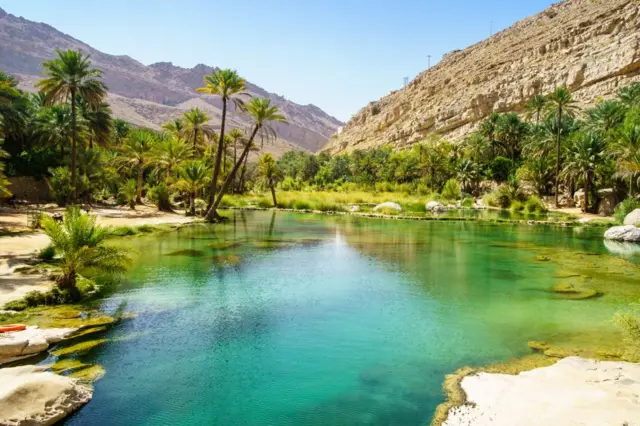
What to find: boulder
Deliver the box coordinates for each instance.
[623,208,640,226]
[573,189,585,209]
[604,225,640,242]
[0,365,92,426]
[349,205,360,212]
[597,188,616,216]
[426,201,447,213]
[372,202,402,212]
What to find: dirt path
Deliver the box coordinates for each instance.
[0,205,195,307]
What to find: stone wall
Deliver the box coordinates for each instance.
[3,176,51,203]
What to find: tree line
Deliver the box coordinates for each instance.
[0,49,287,221]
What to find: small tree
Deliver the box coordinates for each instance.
[42,207,130,299]
[255,153,283,206]
[119,179,137,210]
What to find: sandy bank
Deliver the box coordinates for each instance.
[0,205,195,306]
[444,357,640,426]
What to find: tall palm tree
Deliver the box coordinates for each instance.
[238,141,260,194]
[196,69,248,208]
[611,111,640,196]
[206,98,287,221]
[152,135,190,183]
[226,128,245,192]
[546,87,579,207]
[479,112,501,156]
[37,49,108,202]
[525,94,547,124]
[255,154,283,206]
[456,158,479,194]
[562,132,605,213]
[175,160,210,216]
[495,113,529,161]
[182,108,214,157]
[586,100,626,135]
[116,129,156,204]
[618,83,640,108]
[162,118,186,141]
[463,132,490,164]
[0,143,10,197]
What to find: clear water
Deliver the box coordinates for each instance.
[63,211,639,426]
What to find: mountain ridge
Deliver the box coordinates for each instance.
[0,6,343,154]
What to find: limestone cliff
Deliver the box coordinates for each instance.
[323,0,640,155]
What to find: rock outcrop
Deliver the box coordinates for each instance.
[0,365,92,426]
[624,208,640,226]
[604,225,640,242]
[426,201,447,213]
[444,357,640,426]
[323,0,640,155]
[0,326,77,364]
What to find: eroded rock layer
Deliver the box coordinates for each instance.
[323,0,640,154]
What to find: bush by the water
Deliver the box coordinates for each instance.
[441,179,461,201]
[614,198,640,224]
[524,195,548,214]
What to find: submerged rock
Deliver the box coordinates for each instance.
[623,208,640,226]
[604,225,640,242]
[426,201,447,213]
[373,202,402,212]
[444,357,640,426]
[0,365,92,426]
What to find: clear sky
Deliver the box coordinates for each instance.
[2,0,555,121]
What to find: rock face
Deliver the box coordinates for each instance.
[604,225,640,242]
[0,326,77,364]
[624,208,640,226]
[323,0,640,155]
[0,7,343,154]
[444,357,640,426]
[372,202,402,212]
[0,365,92,426]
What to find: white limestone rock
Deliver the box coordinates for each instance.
[604,225,640,242]
[0,326,77,363]
[0,365,92,426]
[623,208,640,226]
[372,202,402,212]
[426,201,447,213]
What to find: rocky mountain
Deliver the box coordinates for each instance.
[323,0,640,155]
[0,7,343,155]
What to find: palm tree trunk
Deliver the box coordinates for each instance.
[136,163,143,204]
[554,105,563,207]
[270,183,277,207]
[207,98,228,210]
[71,90,77,203]
[233,139,237,193]
[206,125,259,221]
[583,170,589,213]
[192,128,198,158]
[239,151,249,193]
[189,191,196,216]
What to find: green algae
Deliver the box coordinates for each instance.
[70,364,106,382]
[52,338,107,356]
[0,306,116,329]
[165,249,205,257]
[208,241,242,250]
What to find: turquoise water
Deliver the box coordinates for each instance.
[63,211,638,425]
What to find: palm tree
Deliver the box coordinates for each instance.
[0,143,10,197]
[37,49,108,202]
[116,129,156,204]
[255,154,283,206]
[41,207,130,299]
[238,141,260,193]
[175,160,210,216]
[456,158,479,194]
[162,118,186,140]
[152,136,190,183]
[495,113,529,161]
[463,132,490,164]
[196,69,248,208]
[479,112,501,156]
[226,128,245,192]
[525,94,547,124]
[118,179,138,210]
[586,100,626,135]
[32,104,78,160]
[611,111,640,196]
[112,119,130,145]
[546,87,579,207]
[562,132,606,213]
[618,83,640,108]
[206,98,287,221]
[182,108,214,157]
[78,97,112,149]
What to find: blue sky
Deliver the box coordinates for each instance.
[3,0,555,121]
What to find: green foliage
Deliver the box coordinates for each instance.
[118,179,138,210]
[41,207,131,299]
[510,200,524,212]
[614,197,640,224]
[441,178,461,201]
[487,156,513,182]
[613,302,640,362]
[147,183,173,212]
[524,195,548,214]
[461,197,474,208]
[293,200,313,210]
[48,166,73,206]
[38,245,55,261]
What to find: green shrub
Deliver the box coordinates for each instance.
[147,183,173,212]
[397,183,414,195]
[614,197,640,224]
[256,197,272,208]
[48,167,73,207]
[510,200,525,212]
[416,183,430,196]
[441,179,461,201]
[38,246,55,261]
[24,290,46,307]
[315,202,344,212]
[461,197,474,208]
[487,156,513,182]
[3,299,28,311]
[111,226,138,237]
[375,181,395,193]
[136,225,155,233]
[119,179,138,210]
[293,200,313,210]
[482,192,499,208]
[524,195,548,214]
